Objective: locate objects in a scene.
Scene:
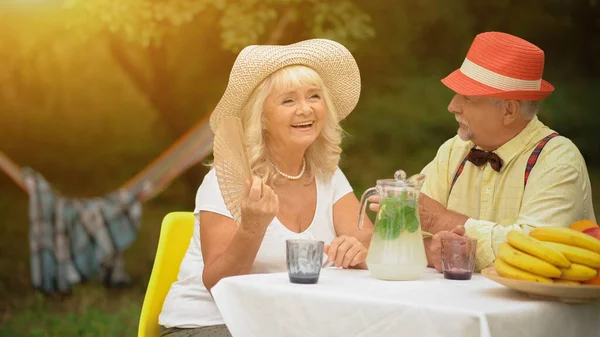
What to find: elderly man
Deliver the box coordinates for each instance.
[375,31,596,273]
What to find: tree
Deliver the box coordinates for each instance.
[61,0,375,194]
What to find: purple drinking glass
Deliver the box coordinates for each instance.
[441,237,477,280]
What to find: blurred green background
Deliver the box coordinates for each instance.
[1,0,599,335]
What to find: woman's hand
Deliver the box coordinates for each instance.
[240,176,279,234]
[325,235,368,269]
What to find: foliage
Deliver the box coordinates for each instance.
[64,0,210,47]
[542,79,600,166]
[62,0,375,51]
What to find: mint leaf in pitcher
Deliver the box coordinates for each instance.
[375,197,401,240]
[401,205,419,233]
[374,192,420,239]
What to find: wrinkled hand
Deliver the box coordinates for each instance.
[418,193,447,232]
[325,235,367,269]
[240,176,279,233]
[429,225,466,272]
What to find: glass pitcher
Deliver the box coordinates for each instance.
[358,170,428,281]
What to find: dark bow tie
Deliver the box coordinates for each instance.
[467,148,503,172]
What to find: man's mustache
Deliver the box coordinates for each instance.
[455,117,469,126]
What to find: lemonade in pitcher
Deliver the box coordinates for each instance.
[358,170,428,281]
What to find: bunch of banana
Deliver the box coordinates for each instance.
[530,227,600,282]
[495,229,600,284]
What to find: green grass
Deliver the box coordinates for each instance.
[0,289,142,336]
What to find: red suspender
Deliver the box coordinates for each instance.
[450,146,475,193]
[524,132,559,187]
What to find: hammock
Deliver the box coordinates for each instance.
[1,114,214,201]
[0,115,214,294]
[122,114,214,202]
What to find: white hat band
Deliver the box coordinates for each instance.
[460,58,542,91]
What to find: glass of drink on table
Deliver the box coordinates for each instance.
[441,237,477,280]
[286,239,324,284]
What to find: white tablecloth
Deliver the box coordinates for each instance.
[211,268,600,337]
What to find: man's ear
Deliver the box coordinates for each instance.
[503,100,520,125]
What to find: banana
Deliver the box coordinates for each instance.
[558,263,598,281]
[494,257,553,283]
[529,227,600,254]
[542,242,600,269]
[553,279,581,285]
[506,230,570,268]
[498,242,562,278]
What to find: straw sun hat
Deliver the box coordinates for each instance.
[209,38,361,132]
[441,32,554,101]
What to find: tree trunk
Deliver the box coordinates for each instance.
[148,43,205,199]
[109,35,203,200]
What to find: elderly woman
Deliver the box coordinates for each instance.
[158,39,373,337]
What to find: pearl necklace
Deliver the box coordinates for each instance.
[271,158,306,180]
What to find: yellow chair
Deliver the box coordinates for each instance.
[138,212,195,337]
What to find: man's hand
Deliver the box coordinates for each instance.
[367,195,381,212]
[427,225,466,272]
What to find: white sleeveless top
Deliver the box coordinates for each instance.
[158,167,353,328]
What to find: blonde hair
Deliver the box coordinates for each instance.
[241,65,343,184]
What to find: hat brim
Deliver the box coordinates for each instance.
[441,69,554,101]
[209,39,361,132]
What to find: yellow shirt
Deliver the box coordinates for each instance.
[421,116,596,271]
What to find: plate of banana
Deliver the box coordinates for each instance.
[481,227,600,304]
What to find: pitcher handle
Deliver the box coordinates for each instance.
[357,187,378,231]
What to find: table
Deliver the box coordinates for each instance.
[211,268,600,337]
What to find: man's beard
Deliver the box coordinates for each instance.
[456,117,473,141]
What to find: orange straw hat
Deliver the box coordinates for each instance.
[441,32,554,100]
